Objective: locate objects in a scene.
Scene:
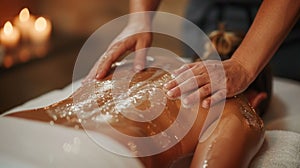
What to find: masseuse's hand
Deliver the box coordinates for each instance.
[164,58,253,108]
[83,23,152,83]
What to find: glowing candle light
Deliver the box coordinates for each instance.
[14,8,35,40]
[30,17,52,43]
[0,21,21,47]
[4,22,13,34]
[19,8,30,22]
[35,17,47,32]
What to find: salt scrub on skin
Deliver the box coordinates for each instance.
[45,72,174,125]
[235,96,264,129]
[43,70,178,142]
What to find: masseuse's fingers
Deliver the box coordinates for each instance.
[83,31,152,84]
[165,58,253,108]
[95,41,133,79]
[82,40,133,84]
[182,88,227,108]
[166,74,208,98]
[201,89,227,108]
[84,44,124,82]
[172,63,198,76]
[134,33,151,72]
[134,48,146,72]
[164,64,199,91]
[164,63,200,91]
[181,83,211,106]
[164,60,227,108]
[165,62,209,97]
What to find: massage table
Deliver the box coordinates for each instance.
[1,77,300,167]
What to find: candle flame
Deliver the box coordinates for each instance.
[19,8,30,22]
[34,17,47,32]
[3,21,13,35]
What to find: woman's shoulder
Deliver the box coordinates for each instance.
[223,94,264,131]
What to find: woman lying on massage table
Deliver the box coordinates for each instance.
[5,30,271,168]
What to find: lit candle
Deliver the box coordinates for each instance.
[30,17,52,43]
[0,21,21,47]
[14,8,35,40]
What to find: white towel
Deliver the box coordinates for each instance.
[250,130,300,168]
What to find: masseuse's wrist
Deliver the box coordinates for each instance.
[127,12,152,31]
[126,22,151,33]
[230,55,257,84]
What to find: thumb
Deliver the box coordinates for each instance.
[134,41,148,72]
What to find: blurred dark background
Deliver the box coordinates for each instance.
[1,0,299,113]
[0,0,188,113]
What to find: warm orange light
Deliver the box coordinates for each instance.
[30,16,51,43]
[1,21,20,47]
[34,17,47,32]
[3,21,13,35]
[19,8,30,22]
[3,56,14,68]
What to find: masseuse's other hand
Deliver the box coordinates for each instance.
[164,58,253,108]
[83,23,152,83]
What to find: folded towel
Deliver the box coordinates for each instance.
[250,130,300,168]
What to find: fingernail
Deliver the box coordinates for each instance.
[183,98,189,105]
[96,74,101,79]
[164,82,171,89]
[170,73,176,79]
[174,68,181,73]
[167,90,173,97]
[202,100,209,109]
[173,65,186,75]
[135,65,142,72]
[172,71,179,77]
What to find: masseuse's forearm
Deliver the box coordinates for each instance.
[232,0,300,81]
[128,0,162,26]
[129,0,161,12]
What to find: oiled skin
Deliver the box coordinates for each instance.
[7,68,264,168]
